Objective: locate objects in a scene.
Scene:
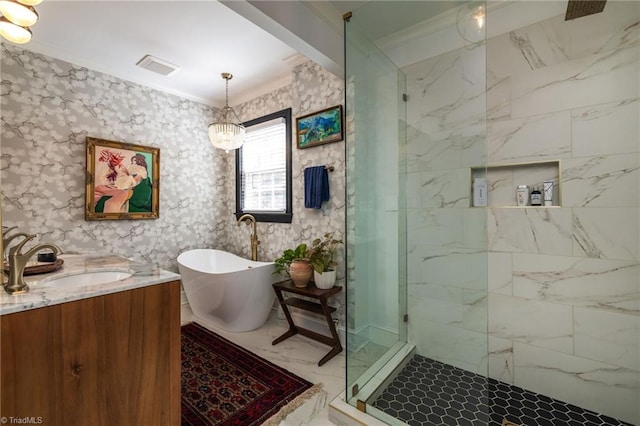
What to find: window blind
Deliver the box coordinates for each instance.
[240,117,286,211]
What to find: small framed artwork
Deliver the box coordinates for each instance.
[296,105,343,149]
[85,137,159,220]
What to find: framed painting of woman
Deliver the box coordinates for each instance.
[85,137,160,220]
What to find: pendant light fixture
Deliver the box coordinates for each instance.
[0,0,41,44]
[208,73,245,153]
[456,1,486,46]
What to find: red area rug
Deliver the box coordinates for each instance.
[181,322,321,426]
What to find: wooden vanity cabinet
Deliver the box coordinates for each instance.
[0,280,181,425]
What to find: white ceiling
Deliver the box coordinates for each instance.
[16,1,496,109]
[22,1,305,108]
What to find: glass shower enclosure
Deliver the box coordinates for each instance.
[344,6,411,412]
[344,0,489,421]
[344,1,639,425]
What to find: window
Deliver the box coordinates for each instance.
[235,108,292,223]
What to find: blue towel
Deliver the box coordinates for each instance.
[304,166,330,209]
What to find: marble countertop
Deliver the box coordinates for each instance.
[0,254,181,315]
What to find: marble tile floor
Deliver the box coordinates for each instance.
[181,307,344,425]
[347,340,390,384]
[181,306,634,426]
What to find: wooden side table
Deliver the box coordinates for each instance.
[272,280,343,366]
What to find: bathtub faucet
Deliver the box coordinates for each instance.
[237,214,260,261]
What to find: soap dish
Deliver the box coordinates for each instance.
[3,259,64,276]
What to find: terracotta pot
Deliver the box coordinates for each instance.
[313,270,336,289]
[289,259,313,287]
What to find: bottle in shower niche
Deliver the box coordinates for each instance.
[473,178,487,206]
[516,185,529,206]
[543,180,554,206]
[530,186,542,206]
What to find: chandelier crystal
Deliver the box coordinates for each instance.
[208,73,245,153]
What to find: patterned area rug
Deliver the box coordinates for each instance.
[181,322,321,426]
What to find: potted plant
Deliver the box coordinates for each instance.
[308,233,343,289]
[273,243,313,287]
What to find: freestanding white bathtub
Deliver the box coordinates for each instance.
[177,249,277,332]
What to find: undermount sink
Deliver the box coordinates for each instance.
[41,270,134,289]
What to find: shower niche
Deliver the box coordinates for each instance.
[470,160,561,208]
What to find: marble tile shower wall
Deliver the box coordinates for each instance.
[223,61,346,324]
[403,27,488,376]
[1,43,225,271]
[404,2,639,424]
[486,4,639,423]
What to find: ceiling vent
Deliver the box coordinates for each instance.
[565,0,607,21]
[136,54,181,76]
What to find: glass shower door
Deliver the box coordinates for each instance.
[344,9,409,410]
[344,2,489,424]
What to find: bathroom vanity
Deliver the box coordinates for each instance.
[0,255,181,425]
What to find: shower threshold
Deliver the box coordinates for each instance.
[371,355,633,426]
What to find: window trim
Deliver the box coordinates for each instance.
[235,108,293,223]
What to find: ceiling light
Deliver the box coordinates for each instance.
[208,73,245,153]
[16,0,41,5]
[0,0,38,27]
[472,6,485,29]
[0,16,31,44]
[456,2,485,46]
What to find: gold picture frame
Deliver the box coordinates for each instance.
[85,137,159,220]
[296,105,343,149]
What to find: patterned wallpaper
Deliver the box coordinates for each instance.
[226,61,345,261]
[1,44,346,323]
[225,61,346,322]
[1,43,224,271]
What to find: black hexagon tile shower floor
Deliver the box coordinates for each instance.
[372,355,632,426]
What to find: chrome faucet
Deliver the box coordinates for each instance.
[237,214,260,261]
[5,234,62,295]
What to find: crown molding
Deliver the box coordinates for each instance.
[232,73,292,107]
[374,1,566,68]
